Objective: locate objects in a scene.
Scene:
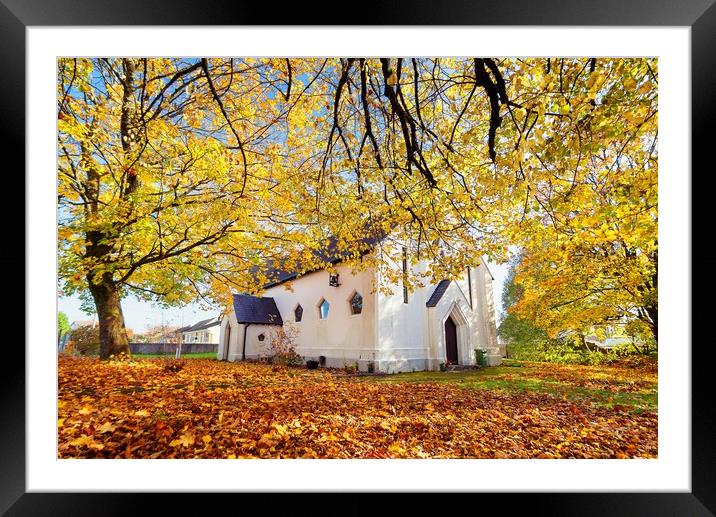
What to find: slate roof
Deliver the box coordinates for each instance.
[182,317,221,333]
[232,294,283,325]
[260,230,388,290]
[426,279,451,307]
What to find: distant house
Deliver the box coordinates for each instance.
[181,317,221,344]
[585,335,634,350]
[584,325,638,350]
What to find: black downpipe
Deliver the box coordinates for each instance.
[242,323,251,361]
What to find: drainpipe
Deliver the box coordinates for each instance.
[242,323,251,361]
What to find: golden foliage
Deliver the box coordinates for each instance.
[58,58,657,344]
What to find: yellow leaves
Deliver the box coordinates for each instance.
[257,434,280,449]
[378,420,398,433]
[586,71,605,91]
[78,407,92,415]
[69,435,104,450]
[57,58,657,360]
[97,422,117,434]
[538,74,552,89]
[637,82,653,95]
[388,443,407,455]
[623,76,638,91]
[134,410,150,417]
[57,356,657,459]
[170,432,195,448]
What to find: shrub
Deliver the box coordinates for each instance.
[266,323,303,366]
[68,324,100,356]
[474,348,487,367]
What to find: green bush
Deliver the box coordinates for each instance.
[474,348,487,367]
[505,336,653,366]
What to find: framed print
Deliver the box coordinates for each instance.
[3,0,713,514]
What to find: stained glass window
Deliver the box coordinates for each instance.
[319,299,330,319]
[350,292,363,315]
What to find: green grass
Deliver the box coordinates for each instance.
[361,361,657,413]
[132,352,217,360]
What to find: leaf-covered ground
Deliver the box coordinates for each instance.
[57,356,657,459]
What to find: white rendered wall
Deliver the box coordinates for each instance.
[474,262,499,352]
[374,256,431,373]
[221,263,379,368]
[218,310,241,361]
[218,312,280,361]
[376,256,501,372]
[218,253,500,371]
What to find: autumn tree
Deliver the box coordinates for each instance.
[58,57,657,358]
[58,311,71,347]
[498,255,553,358]
[58,58,321,358]
[499,59,658,343]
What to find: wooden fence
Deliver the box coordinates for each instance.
[128,342,218,355]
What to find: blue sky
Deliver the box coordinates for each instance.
[58,259,509,332]
[57,59,511,333]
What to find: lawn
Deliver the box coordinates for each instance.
[57,356,657,459]
[368,358,657,414]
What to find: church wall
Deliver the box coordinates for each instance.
[219,250,500,371]
[258,263,378,369]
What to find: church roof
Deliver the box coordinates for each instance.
[260,230,388,290]
[232,294,283,325]
[426,279,451,307]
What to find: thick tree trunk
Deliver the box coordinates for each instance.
[88,273,130,359]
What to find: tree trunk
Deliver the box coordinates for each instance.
[646,305,658,344]
[88,273,130,359]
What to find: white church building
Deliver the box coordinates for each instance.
[218,237,501,373]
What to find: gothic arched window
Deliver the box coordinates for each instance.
[350,292,363,315]
[318,298,330,319]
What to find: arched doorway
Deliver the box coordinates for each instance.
[444,316,458,364]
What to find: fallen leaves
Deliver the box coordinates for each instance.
[170,432,196,448]
[57,357,657,459]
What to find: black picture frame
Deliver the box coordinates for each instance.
[3,1,711,514]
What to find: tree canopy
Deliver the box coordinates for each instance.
[58,57,657,357]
